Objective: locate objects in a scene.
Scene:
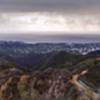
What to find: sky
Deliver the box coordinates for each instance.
[0,0,100,42]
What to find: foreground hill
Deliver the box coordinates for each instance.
[0,67,100,100]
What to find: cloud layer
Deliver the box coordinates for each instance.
[0,0,100,34]
[0,0,100,14]
[0,13,100,33]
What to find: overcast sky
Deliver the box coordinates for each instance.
[0,0,100,13]
[0,0,100,42]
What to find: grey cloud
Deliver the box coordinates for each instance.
[0,0,100,14]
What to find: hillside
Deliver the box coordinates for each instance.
[0,42,100,100]
[41,51,83,69]
[0,66,100,100]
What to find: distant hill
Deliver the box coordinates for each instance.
[0,41,100,55]
[88,50,100,57]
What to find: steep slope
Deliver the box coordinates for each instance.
[0,68,100,100]
[41,51,83,69]
[73,57,100,89]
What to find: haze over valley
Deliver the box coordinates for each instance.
[0,33,100,43]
